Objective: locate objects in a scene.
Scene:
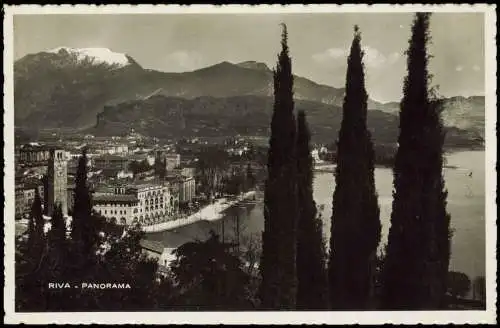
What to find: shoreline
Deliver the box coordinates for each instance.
[314,147,485,172]
[142,190,257,233]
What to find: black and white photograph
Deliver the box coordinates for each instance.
[3,4,497,325]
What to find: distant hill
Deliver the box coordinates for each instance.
[14,47,484,147]
[374,96,485,138]
[89,95,482,149]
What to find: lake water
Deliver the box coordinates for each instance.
[146,151,486,282]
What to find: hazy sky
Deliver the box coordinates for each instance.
[13,13,485,102]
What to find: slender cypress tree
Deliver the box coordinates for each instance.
[49,203,67,252]
[26,199,37,251]
[34,189,45,241]
[259,23,298,309]
[328,26,381,310]
[46,203,68,282]
[71,148,97,263]
[296,110,328,309]
[27,189,45,260]
[381,13,451,310]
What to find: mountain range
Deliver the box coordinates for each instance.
[14,47,484,146]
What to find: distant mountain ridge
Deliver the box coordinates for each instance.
[90,94,482,150]
[14,47,484,141]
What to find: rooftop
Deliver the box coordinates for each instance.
[127,180,165,188]
[19,144,53,151]
[94,154,128,161]
[93,194,139,204]
[140,239,165,254]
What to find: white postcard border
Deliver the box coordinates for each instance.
[3,4,497,325]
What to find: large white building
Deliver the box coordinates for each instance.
[93,181,179,226]
[93,194,140,226]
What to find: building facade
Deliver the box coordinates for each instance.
[19,144,51,166]
[91,181,180,226]
[126,183,173,224]
[179,176,196,204]
[15,182,44,219]
[93,194,140,226]
[165,153,181,172]
[173,167,196,178]
[93,155,129,171]
[67,183,75,213]
[47,149,68,217]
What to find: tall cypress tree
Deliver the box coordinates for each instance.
[27,189,45,261]
[381,13,451,310]
[328,25,381,310]
[49,203,67,253]
[296,110,328,309]
[259,23,298,309]
[26,198,37,252]
[71,148,98,263]
[46,203,68,283]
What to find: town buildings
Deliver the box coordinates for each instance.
[93,154,129,171]
[15,182,44,219]
[16,140,193,227]
[18,143,51,166]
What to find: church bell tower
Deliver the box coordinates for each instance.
[47,149,68,217]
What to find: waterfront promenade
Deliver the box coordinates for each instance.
[14,191,258,235]
[142,190,257,233]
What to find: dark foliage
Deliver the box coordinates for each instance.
[259,24,299,309]
[170,232,254,310]
[447,271,471,299]
[129,159,153,175]
[381,13,451,310]
[296,110,328,309]
[328,26,381,310]
[71,148,103,267]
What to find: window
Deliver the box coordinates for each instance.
[105,210,107,214]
